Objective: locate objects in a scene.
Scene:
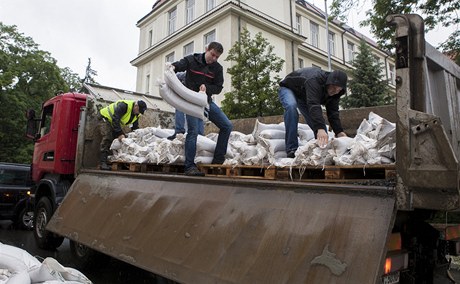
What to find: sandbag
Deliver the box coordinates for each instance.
[164,67,208,107]
[158,80,205,120]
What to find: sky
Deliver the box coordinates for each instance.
[0,0,455,91]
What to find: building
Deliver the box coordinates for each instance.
[131,0,396,110]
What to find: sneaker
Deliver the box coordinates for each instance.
[287,151,296,158]
[185,167,205,176]
[100,162,111,171]
[211,158,225,165]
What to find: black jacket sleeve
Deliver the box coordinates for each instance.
[305,77,327,133]
[112,102,128,137]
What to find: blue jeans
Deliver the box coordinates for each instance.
[278,86,315,153]
[184,102,232,169]
[175,109,204,135]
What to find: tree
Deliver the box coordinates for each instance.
[82,58,98,86]
[340,39,392,109]
[0,22,72,163]
[222,28,285,119]
[330,0,460,62]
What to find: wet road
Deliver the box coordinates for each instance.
[0,220,158,284]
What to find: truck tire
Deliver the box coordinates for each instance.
[34,197,64,250]
[15,207,34,230]
[69,240,109,270]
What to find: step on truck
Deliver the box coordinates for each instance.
[26,14,460,283]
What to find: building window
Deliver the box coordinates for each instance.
[204,30,216,46]
[146,74,150,94]
[148,30,153,47]
[298,58,304,68]
[296,14,302,34]
[186,0,195,24]
[389,64,395,85]
[310,22,319,48]
[206,0,216,11]
[183,42,194,56]
[168,8,177,35]
[166,52,175,63]
[347,41,355,63]
[328,32,335,56]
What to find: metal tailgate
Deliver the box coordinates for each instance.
[47,170,395,284]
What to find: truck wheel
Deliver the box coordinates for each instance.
[15,207,34,230]
[34,197,64,250]
[69,240,109,270]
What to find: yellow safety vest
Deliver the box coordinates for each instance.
[100,100,138,125]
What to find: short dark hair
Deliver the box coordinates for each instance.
[207,42,223,54]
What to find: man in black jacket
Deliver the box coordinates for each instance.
[171,42,233,176]
[278,67,348,158]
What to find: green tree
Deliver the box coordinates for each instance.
[340,40,392,109]
[222,28,285,119]
[329,0,459,62]
[0,22,70,163]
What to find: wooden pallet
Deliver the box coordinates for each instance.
[198,164,396,181]
[108,161,396,182]
[110,161,185,174]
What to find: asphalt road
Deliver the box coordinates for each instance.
[0,220,159,284]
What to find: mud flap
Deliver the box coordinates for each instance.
[47,171,395,284]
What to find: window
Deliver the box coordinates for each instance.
[389,64,395,85]
[148,30,153,47]
[40,104,54,137]
[310,22,319,48]
[206,0,216,11]
[347,41,355,63]
[204,30,216,46]
[168,8,177,35]
[186,0,195,24]
[296,14,302,34]
[328,32,335,56]
[298,58,304,68]
[166,52,175,63]
[146,74,150,94]
[183,42,194,56]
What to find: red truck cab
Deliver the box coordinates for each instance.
[26,92,88,249]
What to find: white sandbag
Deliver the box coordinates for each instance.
[155,128,175,139]
[331,137,354,156]
[164,67,208,107]
[29,257,91,284]
[252,120,285,138]
[258,138,286,156]
[258,129,285,139]
[196,135,233,158]
[158,80,206,120]
[195,155,214,164]
[298,129,314,141]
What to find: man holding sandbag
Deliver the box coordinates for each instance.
[171,41,233,176]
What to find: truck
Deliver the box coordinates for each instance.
[25,14,460,283]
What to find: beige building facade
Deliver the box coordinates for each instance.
[131,0,396,111]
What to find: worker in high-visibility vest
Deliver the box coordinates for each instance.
[98,100,147,170]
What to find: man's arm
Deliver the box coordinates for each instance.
[305,78,327,133]
[325,97,345,136]
[204,65,224,96]
[112,102,128,138]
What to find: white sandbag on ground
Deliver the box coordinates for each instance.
[164,67,208,107]
[298,129,315,141]
[158,80,206,120]
[259,129,285,140]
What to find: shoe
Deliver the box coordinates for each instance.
[185,167,205,176]
[167,133,176,140]
[100,162,111,171]
[287,150,296,158]
[211,158,225,165]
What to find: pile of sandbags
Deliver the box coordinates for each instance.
[0,242,91,284]
[108,112,396,167]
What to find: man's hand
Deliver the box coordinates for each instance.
[336,132,347,138]
[317,129,328,148]
[199,84,206,92]
[118,134,125,141]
